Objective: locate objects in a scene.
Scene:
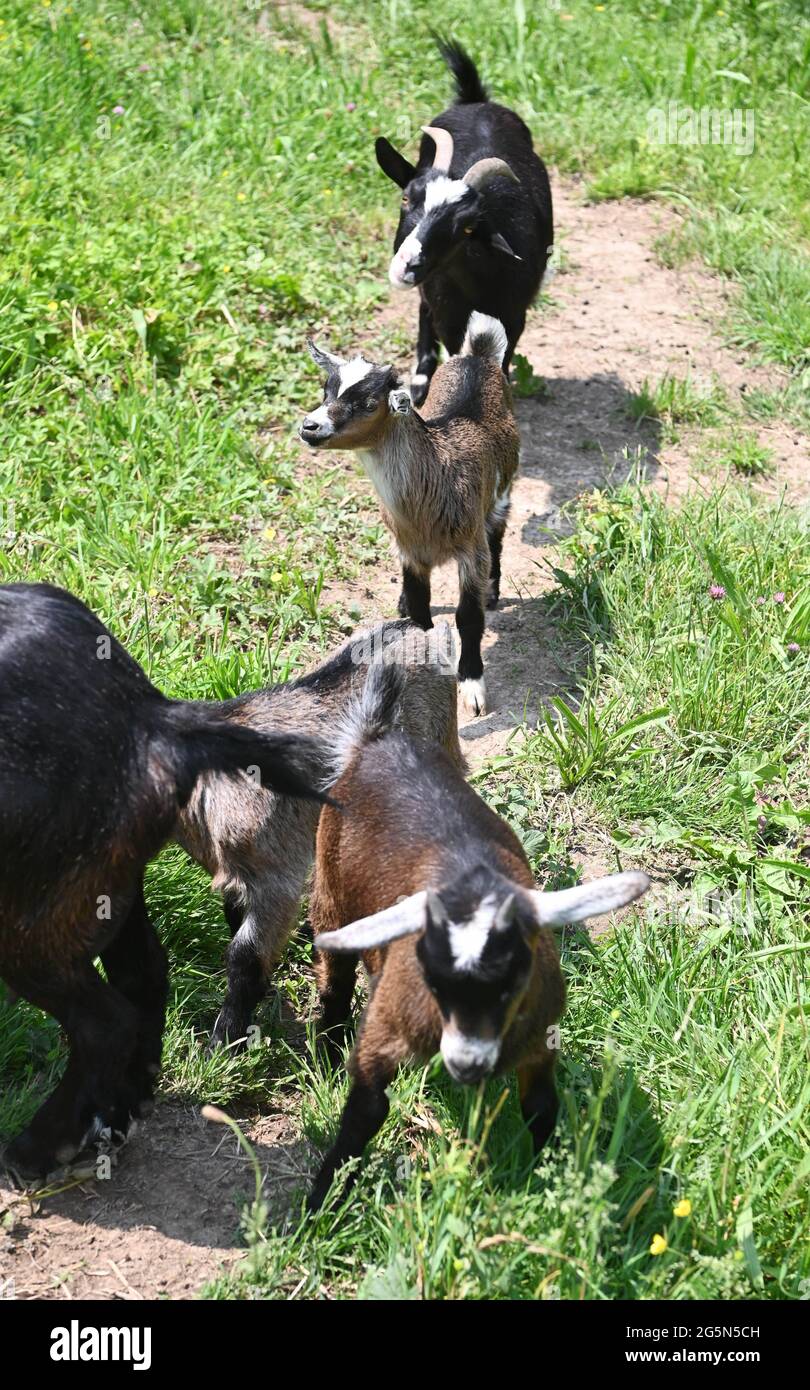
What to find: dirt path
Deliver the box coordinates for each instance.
[3,179,806,1302]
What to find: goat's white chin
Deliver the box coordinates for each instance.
[440,1031,500,1082]
[388,261,416,289]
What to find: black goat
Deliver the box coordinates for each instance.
[375,37,553,405]
[0,583,323,1179]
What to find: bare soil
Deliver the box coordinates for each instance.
[3,177,806,1301]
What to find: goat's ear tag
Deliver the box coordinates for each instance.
[490,231,522,261]
[388,388,413,415]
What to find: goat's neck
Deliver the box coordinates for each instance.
[359,413,430,513]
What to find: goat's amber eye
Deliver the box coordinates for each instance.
[401,194,410,208]
[463,225,474,234]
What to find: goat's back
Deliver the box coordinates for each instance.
[315,730,532,932]
[175,622,462,886]
[423,355,519,499]
[0,585,172,900]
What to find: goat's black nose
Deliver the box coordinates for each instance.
[300,417,330,445]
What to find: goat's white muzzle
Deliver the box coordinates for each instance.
[299,404,335,447]
[440,1029,500,1084]
[389,229,423,289]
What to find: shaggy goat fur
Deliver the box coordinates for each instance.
[300,314,520,718]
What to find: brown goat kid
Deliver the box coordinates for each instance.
[299,311,519,718]
[307,664,650,1212]
[176,619,462,1048]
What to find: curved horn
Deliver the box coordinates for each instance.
[530,871,650,928]
[422,125,454,173]
[462,157,520,191]
[313,890,428,954]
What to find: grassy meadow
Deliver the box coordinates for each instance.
[0,0,808,1300]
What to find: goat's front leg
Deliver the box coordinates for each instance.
[397,560,433,631]
[307,1074,391,1214]
[308,999,409,1213]
[517,1055,559,1154]
[410,296,439,407]
[211,880,305,1050]
[455,543,489,717]
[313,946,358,1069]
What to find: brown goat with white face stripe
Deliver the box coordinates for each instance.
[306,663,651,1212]
[299,312,519,718]
[175,619,462,1048]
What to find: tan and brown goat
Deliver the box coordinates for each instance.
[299,311,519,718]
[307,662,650,1211]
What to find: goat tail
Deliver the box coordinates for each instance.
[157,703,329,809]
[461,311,509,367]
[433,35,489,104]
[327,660,406,782]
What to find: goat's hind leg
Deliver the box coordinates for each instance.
[485,486,512,610]
[313,947,358,1069]
[212,872,308,1050]
[397,561,432,631]
[517,1055,559,1155]
[4,956,141,1179]
[456,543,489,717]
[311,879,358,1068]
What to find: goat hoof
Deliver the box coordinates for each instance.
[409,377,429,407]
[459,677,487,718]
[208,1010,249,1054]
[3,1132,53,1183]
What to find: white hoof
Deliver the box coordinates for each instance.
[459,677,487,717]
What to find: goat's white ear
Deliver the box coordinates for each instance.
[308,339,344,371]
[530,871,650,928]
[313,890,428,953]
[388,387,413,415]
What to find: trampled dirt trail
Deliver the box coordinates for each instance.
[2,179,806,1301]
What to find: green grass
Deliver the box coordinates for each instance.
[627,371,729,438]
[0,0,808,1301]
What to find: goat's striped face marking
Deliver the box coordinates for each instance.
[447,894,499,971]
[388,171,480,290]
[416,869,535,1084]
[300,344,401,451]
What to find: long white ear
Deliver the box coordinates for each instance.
[313,890,428,953]
[530,871,650,927]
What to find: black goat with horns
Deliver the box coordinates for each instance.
[376,37,554,405]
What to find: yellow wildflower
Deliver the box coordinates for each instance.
[649,1233,668,1256]
[673,1199,692,1218]
[47,300,58,312]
